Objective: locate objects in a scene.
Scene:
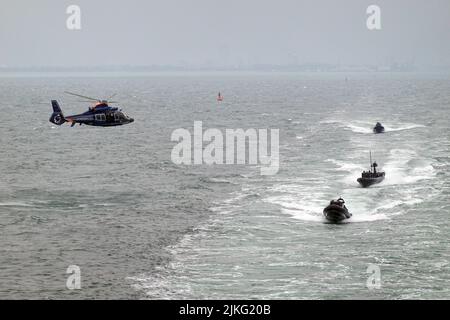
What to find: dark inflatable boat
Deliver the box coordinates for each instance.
[357,172,385,187]
[373,122,385,134]
[357,152,385,188]
[323,198,352,222]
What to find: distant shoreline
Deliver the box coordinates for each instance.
[1,63,449,74]
[1,69,449,79]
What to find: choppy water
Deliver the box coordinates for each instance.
[1,72,449,299]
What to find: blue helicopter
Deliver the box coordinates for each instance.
[50,92,134,127]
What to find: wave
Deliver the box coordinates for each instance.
[344,122,425,134]
[282,208,324,222]
[345,124,374,134]
[381,149,436,186]
[264,148,438,224]
[0,201,33,207]
[199,177,236,185]
[268,191,407,223]
[327,149,436,187]
[384,124,426,132]
[325,159,365,172]
[319,118,425,134]
[325,159,366,185]
[319,119,341,125]
[268,194,391,223]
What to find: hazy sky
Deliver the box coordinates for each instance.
[0,0,449,67]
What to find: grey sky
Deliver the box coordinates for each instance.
[0,0,449,68]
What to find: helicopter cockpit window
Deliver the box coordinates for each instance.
[116,112,127,120]
[95,114,106,121]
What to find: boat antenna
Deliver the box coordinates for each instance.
[370,151,373,173]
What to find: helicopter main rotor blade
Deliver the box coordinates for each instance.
[64,91,99,101]
[77,99,119,104]
[107,93,117,100]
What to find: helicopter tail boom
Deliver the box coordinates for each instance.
[49,100,66,125]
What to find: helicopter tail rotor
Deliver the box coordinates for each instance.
[49,100,66,125]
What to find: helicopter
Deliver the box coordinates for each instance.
[49,92,134,127]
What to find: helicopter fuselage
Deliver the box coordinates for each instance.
[66,106,134,127]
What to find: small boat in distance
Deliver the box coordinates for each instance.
[217,92,223,102]
[323,197,352,222]
[357,152,385,188]
[373,122,385,133]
